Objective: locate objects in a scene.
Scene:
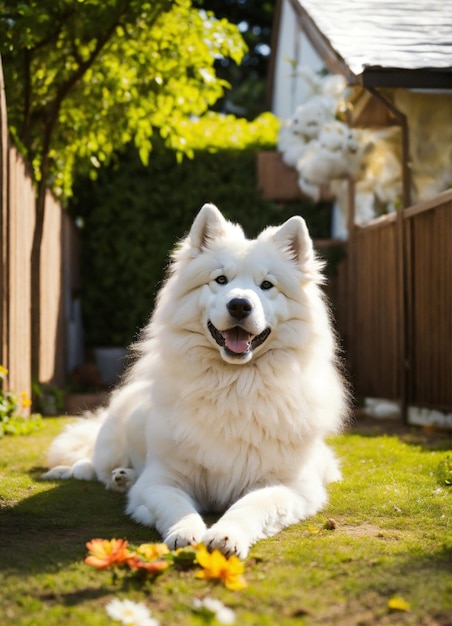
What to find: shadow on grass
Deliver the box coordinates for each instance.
[37,586,113,606]
[349,414,452,452]
[0,470,161,576]
[36,572,156,607]
[295,542,452,625]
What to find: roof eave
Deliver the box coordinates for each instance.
[360,67,452,90]
[290,0,452,90]
[290,0,355,82]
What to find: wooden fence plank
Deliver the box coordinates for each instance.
[0,60,8,376]
[6,147,35,398]
[348,219,400,401]
[408,199,452,410]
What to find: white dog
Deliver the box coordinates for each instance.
[43,204,348,558]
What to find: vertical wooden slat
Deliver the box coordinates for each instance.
[7,149,35,399]
[0,59,8,374]
[396,208,407,421]
[349,217,400,401]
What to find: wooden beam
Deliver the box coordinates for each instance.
[288,0,356,83]
[266,0,283,111]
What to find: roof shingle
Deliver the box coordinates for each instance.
[295,0,452,87]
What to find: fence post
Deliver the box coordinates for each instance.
[0,58,8,374]
[346,175,356,396]
[396,208,409,423]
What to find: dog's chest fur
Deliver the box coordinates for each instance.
[150,355,311,511]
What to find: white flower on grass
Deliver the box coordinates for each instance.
[193,597,236,624]
[105,598,159,626]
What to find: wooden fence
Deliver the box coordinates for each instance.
[0,62,79,403]
[343,189,452,414]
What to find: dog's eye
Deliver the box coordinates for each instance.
[260,280,274,290]
[215,275,228,285]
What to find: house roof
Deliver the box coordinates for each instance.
[291,0,452,88]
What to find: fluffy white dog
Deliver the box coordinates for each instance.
[43,204,348,558]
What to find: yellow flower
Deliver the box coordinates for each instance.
[195,543,247,590]
[135,542,170,560]
[388,595,410,612]
[0,365,8,378]
[20,392,32,408]
[85,538,131,569]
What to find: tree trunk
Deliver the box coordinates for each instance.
[30,178,47,389]
[27,2,166,393]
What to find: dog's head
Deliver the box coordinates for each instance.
[166,204,325,365]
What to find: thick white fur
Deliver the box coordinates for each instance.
[43,204,348,557]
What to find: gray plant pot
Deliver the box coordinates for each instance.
[94,347,127,386]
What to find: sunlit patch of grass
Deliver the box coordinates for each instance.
[0,418,451,625]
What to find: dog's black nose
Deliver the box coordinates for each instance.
[227,297,252,320]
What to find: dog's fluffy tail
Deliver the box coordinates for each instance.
[42,411,105,481]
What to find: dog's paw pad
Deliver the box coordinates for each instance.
[203,522,250,559]
[164,517,207,551]
[165,532,199,551]
[110,467,137,492]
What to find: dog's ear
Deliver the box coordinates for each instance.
[189,203,228,252]
[271,216,314,267]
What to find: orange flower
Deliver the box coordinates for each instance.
[126,556,170,574]
[85,538,131,569]
[195,544,247,590]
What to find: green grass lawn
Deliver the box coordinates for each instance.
[0,417,451,626]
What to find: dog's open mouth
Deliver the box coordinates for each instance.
[208,321,271,358]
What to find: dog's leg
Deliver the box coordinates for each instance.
[126,476,206,549]
[41,458,96,481]
[203,482,327,559]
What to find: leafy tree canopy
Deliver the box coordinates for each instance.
[193,0,275,118]
[0,0,246,199]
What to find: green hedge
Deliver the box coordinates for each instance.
[70,143,332,348]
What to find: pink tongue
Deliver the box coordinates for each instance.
[224,327,252,354]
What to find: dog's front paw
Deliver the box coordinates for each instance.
[203,521,250,559]
[72,459,96,481]
[110,467,137,492]
[164,515,207,551]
